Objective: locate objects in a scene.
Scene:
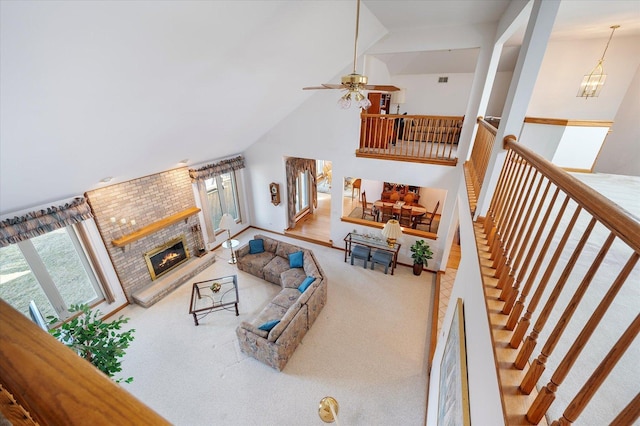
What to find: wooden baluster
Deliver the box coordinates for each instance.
[527,252,639,424]
[489,153,522,264]
[520,232,615,393]
[496,166,536,292]
[609,392,640,426]
[511,205,582,354]
[502,180,553,314]
[515,216,596,373]
[499,172,543,302]
[545,313,640,426]
[484,149,514,235]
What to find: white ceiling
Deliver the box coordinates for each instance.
[365,0,640,75]
[1,0,639,215]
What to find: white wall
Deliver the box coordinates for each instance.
[243,87,461,270]
[391,73,474,116]
[486,71,513,117]
[594,64,640,176]
[528,36,640,120]
[427,181,503,425]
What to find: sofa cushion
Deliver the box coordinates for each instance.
[271,288,303,310]
[268,301,306,342]
[258,319,280,331]
[280,267,306,289]
[275,241,303,259]
[238,251,276,279]
[288,250,303,268]
[249,239,265,254]
[303,251,321,278]
[255,235,279,253]
[263,255,291,285]
[298,276,315,292]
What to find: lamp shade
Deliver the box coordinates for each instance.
[381,219,402,240]
[391,89,406,105]
[218,213,234,231]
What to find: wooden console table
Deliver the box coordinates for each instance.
[343,232,400,275]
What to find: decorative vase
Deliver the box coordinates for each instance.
[413,263,423,276]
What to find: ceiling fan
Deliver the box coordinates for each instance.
[303,0,400,109]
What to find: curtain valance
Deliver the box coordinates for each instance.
[188,155,245,182]
[0,197,94,247]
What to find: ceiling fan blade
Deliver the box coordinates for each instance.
[363,85,401,92]
[302,84,345,90]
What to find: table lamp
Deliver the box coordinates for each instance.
[381,219,402,246]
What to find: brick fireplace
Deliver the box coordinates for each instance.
[85,168,216,306]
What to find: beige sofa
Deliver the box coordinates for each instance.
[235,234,327,371]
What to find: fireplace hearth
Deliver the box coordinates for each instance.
[144,235,190,280]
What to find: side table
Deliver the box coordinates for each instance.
[222,239,239,264]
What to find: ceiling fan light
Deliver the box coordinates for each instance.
[356,94,371,110]
[338,93,352,109]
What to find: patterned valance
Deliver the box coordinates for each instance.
[189,155,245,182]
[0,197,94,247]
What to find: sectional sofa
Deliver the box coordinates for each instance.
[235,234,327,371]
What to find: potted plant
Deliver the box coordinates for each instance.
[410,239,433,276]
[48,304,135,383]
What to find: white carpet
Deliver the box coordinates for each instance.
[119,230,435,426]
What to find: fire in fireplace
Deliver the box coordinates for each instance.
[144,235,190,280]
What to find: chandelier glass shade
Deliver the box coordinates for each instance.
[577,25,619,99]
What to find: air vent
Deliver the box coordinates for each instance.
[438,76,448,83]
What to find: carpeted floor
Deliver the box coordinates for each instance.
[119,229,436,425]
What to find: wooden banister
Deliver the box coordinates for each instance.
[0,299,170,425]
[474,134,640,425]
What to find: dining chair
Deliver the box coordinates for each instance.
[380,203,394,223]
[403,192,415,205]
[414,201,439,232]
[399,205,413,227]
[361,191,377,221]
[389,191,400,203]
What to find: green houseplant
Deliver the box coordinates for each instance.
[410,239,433,276]
[48,304,135,383]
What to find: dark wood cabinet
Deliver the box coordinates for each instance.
[367,93,391,115]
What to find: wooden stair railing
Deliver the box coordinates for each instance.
[473,135,640,425]
[356,114,463,165]
[464,117,498,215]
[0,299,170,425]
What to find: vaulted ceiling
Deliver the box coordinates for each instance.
[1,1,638,214]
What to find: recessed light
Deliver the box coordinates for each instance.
[179,159,189,164]
[100,177,113,183]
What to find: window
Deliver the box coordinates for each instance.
[0,226,103,322]
[205,171,240,231]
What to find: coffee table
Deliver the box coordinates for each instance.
[189,274,239,326]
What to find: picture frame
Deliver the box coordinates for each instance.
[437,298,471,426]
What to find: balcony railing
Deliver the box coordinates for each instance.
[471,134,640,424]
[464,117,497,215]
[357,114,464,165]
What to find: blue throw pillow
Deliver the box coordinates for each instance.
[249,239,265,254]
[298,276,316,293]
[289,250,303,268]
[258,319,280,331]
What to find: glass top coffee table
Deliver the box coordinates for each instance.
[189,274,239,326]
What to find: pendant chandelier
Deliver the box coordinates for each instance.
[577,25,620,99]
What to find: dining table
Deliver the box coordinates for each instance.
[373,200,426,223]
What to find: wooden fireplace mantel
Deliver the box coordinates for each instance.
[111,207,201,248]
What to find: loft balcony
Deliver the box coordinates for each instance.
[356,113,464,166]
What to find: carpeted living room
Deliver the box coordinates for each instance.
[119,229,436,425]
